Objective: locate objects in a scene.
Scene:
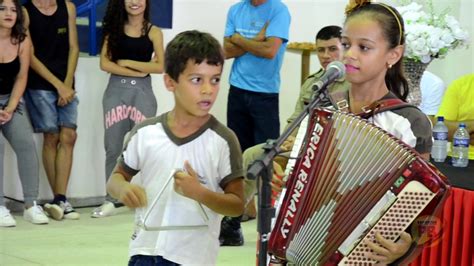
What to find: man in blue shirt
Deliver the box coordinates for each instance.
[221,0,291,246]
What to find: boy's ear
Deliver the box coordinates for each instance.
[163,73,176,92]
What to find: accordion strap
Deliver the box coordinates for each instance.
[359,98,413,118]
[329,91,413,118]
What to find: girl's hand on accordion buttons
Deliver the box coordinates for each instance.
[174,161,202,200]
[119,183,147,208]
[271,161,285,200]
[366,231,412,264]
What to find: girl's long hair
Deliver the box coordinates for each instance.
[2,0,27,44]
[101,0,151,62]
[345,2,409,101]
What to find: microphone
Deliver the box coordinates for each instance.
[312,61,345,92]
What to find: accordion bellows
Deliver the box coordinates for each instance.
[268,108,450,265]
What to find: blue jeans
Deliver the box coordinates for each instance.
[227,85,280,151]
[24,89,78,133]
[128,255,180,266]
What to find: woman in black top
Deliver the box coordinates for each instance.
[0,0,49,227]
[93,0,164,218]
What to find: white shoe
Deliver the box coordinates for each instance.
[44,203,64,220]
[23,202,49,224]
[60,201,80,220]
[91,201,116,218]
[0,206,16,227]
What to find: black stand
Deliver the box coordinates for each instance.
[247,88,329,266]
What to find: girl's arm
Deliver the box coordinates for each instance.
[117,26,164,74]
[99,37,148,77]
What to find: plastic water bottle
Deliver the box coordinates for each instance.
[452,123,469,167]
[431,116,448,162]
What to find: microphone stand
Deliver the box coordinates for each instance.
[247,85,330,266]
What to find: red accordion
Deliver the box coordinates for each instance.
[268,108,450,265]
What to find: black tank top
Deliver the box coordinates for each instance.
[115,25,154,62]
[0,56,20,95]
[24,0,70,91]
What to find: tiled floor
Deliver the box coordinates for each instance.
[0,206,259,265]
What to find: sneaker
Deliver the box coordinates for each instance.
[0,206,16,227]
[219,216,244,246]
[44,203,64,220]
[91,201,116,218]
[60,201,80,220]
[23,202,49,224]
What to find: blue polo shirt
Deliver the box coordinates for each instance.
[225,0,291,93]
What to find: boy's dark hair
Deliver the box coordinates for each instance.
[315,25,342,41]
[165,30,224,81]
[1,0,26,44]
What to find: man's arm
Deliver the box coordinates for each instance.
[224,22,267,59]
[24,8,75,106]
[64,1,79,88]
[116,26,165,74]
[223,37,246,59]
[222,5,246,59]
[228,7,289,59]
[230,34,283,59]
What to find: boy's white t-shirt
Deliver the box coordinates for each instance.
[118,113,244,265]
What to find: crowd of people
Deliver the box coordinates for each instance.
[0,0,472,265]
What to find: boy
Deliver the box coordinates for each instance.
[106,30,245,265]
[23,0,80,220]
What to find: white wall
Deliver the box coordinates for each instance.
[3,0,473,205]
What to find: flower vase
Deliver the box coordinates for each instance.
[403,59,430,106]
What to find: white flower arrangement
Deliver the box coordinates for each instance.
[395,1,469,63]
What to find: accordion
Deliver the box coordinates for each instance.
[268,108,450,265]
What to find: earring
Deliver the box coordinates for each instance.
[388,63,393,69]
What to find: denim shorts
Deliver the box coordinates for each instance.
[24,89,79,133]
